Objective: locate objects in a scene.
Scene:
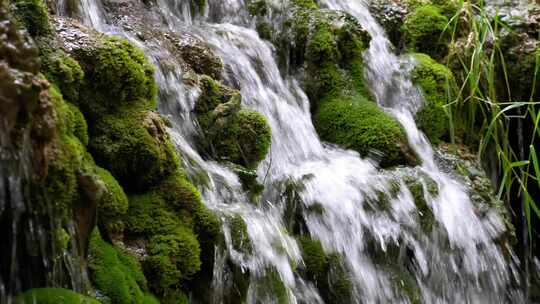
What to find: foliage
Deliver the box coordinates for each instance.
[445,1,540,248]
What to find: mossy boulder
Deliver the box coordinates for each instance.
[77,37,157,117]
[195,76,271,169]
[298,237,328,283]
[95,166,129,236]
[89,108,179,191]
[297,236,353,304]
[291,0,319,10]
[17,288,101,304]
[44,86,95,224]
[283,8,371,101]
[410,53,457,143]
[11,0,52,36]
[402,5,450,60]
[88,231,147,304]
[228,215,253,254]
[144,228,201,294]
[41,50,85,104]
[124,172,221,300]
[314,97,416,167]
[66,102,89,146]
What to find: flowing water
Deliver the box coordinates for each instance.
[51,0,524,303]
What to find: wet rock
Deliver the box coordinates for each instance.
[369,0,408,47]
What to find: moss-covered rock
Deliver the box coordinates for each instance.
[89,108,179,192]
[410,53,457,143]
[124,171,221,301]
[314,97,416,167]
[88,231,147,304]
[195,76,272,169]
[44,86,93,223]
[17,288,101,304]
[298,237,327,283]
[95,166,129,236]
[228,215,253,254]
[297,236,353,304]
[66,103,89,146]
[402,5,450,60]
[78,37,157,116]
[144,228,201,294]
[41,50,85,104]
[291,0,319,10]
[11,0,52,36]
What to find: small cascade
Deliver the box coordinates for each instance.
[46,0,525,302]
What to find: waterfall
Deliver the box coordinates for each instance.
[50,0,524,302]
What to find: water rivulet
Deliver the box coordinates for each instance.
[1,0,532,303]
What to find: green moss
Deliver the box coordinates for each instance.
[402,5,450,60]
[247,0,268,16]
[228,215,253,254]
[314,97,413,167]
[298,237,327,283]
[125,192,179,236]
[297,237,353,304]
[144,228,201,294]
[283,8,370,103]
[54,227,71,255]
[411,53,457,143]
[66,103,89,146]
[306,23,340,65]
[211,109,271,169]
[195,77,272,169]
[407,181,435,233]
[325,254,353,304]
[12,0,52,36]
[44,87,88,222]
[82,37,156,112]
[17,288,101,304]
[123,172,219,301]
[95,166,129,235]
[89,108,178,191]
[291,0,319,9]
[142,294,161,304]
[41,51,85,103]
[88,231,147,304]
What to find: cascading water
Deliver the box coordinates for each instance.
[52,0,524,302]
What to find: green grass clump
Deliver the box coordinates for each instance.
[17,288,101,304]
